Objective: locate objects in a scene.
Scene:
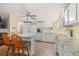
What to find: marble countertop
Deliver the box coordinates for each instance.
[18,33,35,37]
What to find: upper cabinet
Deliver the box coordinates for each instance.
[77,3,79,20]
[64,9,69,25]
[59,3,79,27]
[68,3,76,23]
[62,3,78,27]
[59,17,64,28]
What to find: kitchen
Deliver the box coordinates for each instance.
[0,3,79,56]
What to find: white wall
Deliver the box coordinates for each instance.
[0,3,67,33]
[0,3,66,21]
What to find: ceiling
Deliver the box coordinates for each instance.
[0,3,68,21]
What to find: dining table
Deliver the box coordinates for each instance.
[18,33,36,56]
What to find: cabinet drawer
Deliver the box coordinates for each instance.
[63,45,73,56]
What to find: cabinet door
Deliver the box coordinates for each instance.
[58,16,65,28]
[62,49,73,56]
[68,3,76,23]
[77,3,79,20]
[35,33,42,40]
[42,33,56,42]
[64,9,69,25]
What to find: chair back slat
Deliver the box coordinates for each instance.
[11,35,24,50]
[2,32,10,45]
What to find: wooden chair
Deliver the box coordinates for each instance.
[2,32,14,56]
[11,34,30,56]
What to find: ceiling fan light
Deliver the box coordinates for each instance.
[28,16,31,20]
[24,17,27,19]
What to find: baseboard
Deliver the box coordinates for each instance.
[35,40,55,44]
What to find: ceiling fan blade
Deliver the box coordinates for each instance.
[31,17,36,20]
[18,16,26,17]
[31,15,36,17]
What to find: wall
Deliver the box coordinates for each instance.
[0,4,21,33]
[52,20,65,35]
[72,24,79,40]
[54,18,79,44]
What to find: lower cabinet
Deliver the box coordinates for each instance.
[42,33,57,43]
[62,50,73,56]
[57,44,73,56]
[35,32,42,41]
[56,37,63,56]
[56,36,74,56]
[62,45,73,56]
[35,32,57,43]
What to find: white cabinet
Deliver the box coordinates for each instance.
[35,32,57,43]
[62,44,73,56]
[35,33,42,41]
[68,3,76,23]
[62,50,73,56]
[56,39,63,56]
[77,3,79,20]
[56,35,74,56]
[56,39,73,56]
[64,9,69,25]
[59,17,65,28]
[17,22,36,35]
[57,15,65,28]
[42,33,56,42]
[63,3,78,27]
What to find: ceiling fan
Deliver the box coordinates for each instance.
[19,11,36,20]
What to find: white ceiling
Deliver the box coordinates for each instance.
[0,3,67,21]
